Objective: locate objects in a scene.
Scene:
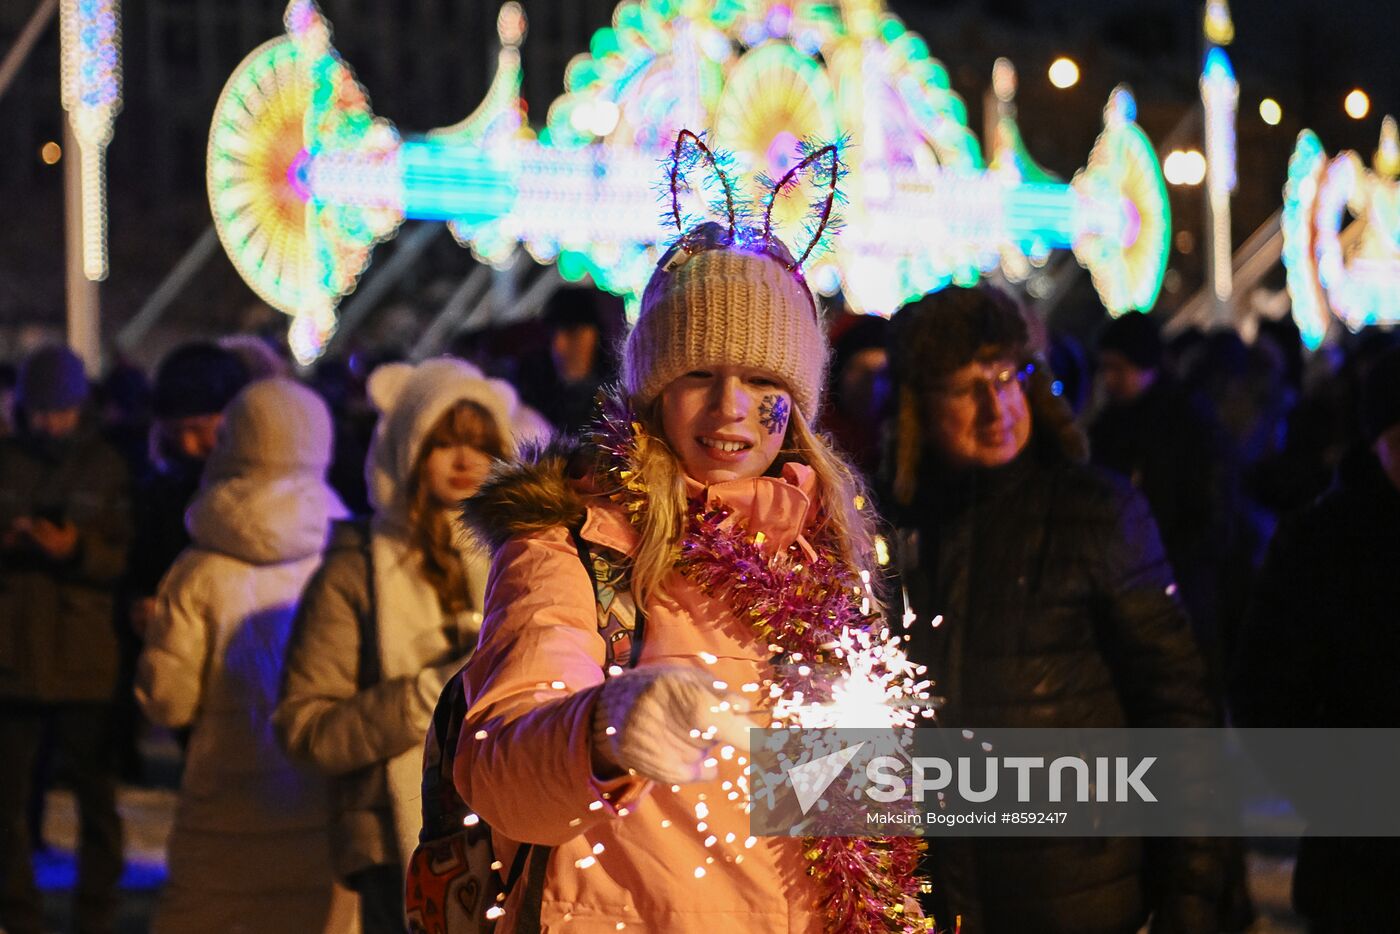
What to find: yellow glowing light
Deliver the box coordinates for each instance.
[1048,57,1080,90]
[1204,0,1235,46]
[1259,98,1282,126]
[40,142,62,164]
[1376,116,1399,180]
[1345,89,1370,121]
[1163,149,1207,186]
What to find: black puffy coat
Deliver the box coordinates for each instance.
[1089,378,1239,678]
[1232,445,1400,930]
[892,444,1222,934]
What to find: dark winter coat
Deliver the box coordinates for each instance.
[0,429,133,703]
[1231,445,1400,929]
[128,463,201,597]
[1089,378,1238,673]
[892,442,1221,934]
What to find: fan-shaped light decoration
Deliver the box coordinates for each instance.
[1281,118,1400,348]
[1070,88,1171,316]
[207,0,1171,363]
[713,44,837,246]
[207,37,317,314]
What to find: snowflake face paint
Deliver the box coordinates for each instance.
[661,367,790,484]
[758,394,790,437]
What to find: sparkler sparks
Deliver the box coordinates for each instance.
[772,627,931,730]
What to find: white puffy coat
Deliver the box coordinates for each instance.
[274,358,546,876]
[136,378,356,934]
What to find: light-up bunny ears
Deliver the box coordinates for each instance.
[661,129,846,273]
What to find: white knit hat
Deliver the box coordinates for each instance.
[622,232,827,419]
[365,357,545,518]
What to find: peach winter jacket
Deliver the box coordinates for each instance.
[456,445,829,933]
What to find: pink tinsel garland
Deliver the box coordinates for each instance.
[591,407,932,934]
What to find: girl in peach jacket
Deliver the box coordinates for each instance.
[457,154,929,934]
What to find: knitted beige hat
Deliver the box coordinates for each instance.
[623,236,827,419]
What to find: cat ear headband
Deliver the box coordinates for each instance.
[660,128,845,274]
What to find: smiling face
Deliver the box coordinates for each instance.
[660,365,792,484]
[926,353,1033,469]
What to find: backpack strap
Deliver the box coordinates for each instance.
[512,845,551,933]
[569,526,646,671]
[334,518,380,691]
[484,525,645,932]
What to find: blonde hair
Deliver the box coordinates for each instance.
[624,397,879,608]
[408,399,508,614]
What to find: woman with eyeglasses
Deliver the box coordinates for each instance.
[883,285,1223,934]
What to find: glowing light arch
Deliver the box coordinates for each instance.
[208,0,1171,363]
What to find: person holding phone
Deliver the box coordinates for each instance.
[0,346,133,934]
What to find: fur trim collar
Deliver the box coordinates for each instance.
[461,437,591,554]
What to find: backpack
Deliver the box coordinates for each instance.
[405,529,644,934]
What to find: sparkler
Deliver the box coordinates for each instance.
[772,626,932,730]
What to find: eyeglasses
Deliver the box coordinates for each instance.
[932,362,1034,403]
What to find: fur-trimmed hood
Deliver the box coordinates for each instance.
[460,437,593,554]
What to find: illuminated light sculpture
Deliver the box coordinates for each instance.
[1200,46,1238,307]
[208,0,1171,363]
[986,57,1060,283]
[1203,0,1235,47]
[1282,116,1400,349]
[59,0,122,281]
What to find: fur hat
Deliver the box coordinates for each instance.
[888,284,1031,393]
[622,223,827,419]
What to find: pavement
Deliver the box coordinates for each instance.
[33,786,170,934]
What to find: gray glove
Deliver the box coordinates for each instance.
[591,665,753,785]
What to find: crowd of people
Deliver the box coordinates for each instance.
[0,222,1396,933]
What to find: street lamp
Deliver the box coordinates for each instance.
[1048,57,1079,89]
[1259,98,1282,126]
[1163,149,1207,186]
[1345,89,1370,120]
